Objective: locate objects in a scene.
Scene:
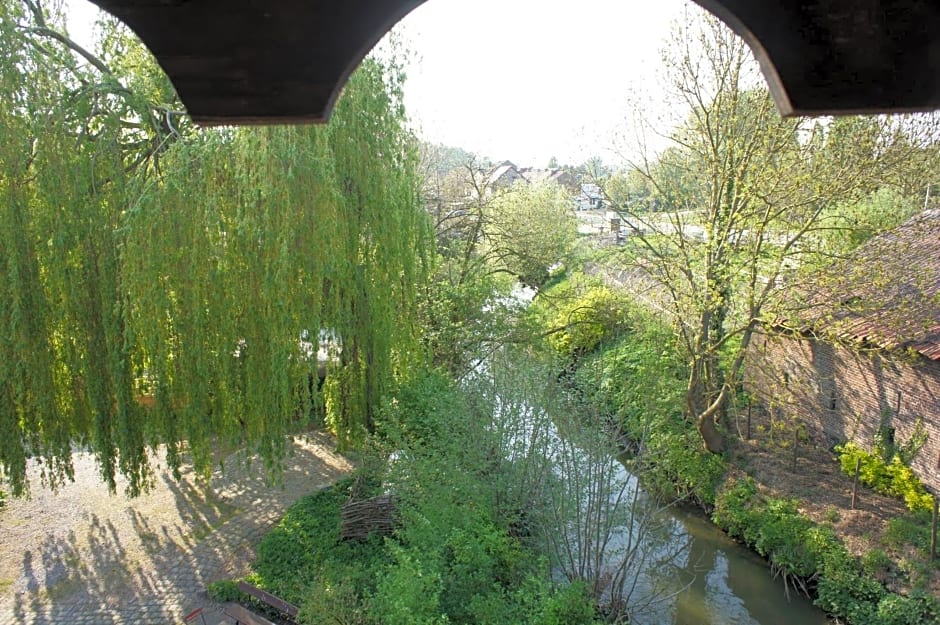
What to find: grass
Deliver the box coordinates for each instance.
[238,478,387,607]
[885,512,932,553]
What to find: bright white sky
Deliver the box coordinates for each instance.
[397,0,689,167]
[67,0,693,167]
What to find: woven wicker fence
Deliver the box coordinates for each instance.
[340,495,396,541]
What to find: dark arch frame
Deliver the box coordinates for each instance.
[88,0,940,124]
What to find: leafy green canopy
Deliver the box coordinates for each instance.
[0,3,426,497]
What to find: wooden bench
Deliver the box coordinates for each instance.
[223,603,275,625]
[183,607,208,624]
[236,581,300,620]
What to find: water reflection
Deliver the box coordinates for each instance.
[632,507,828,625]
[544,446,828,625]
[476,345,828,625]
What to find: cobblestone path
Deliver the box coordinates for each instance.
[0,433,353,625]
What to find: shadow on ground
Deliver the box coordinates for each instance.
[1,432,352,625]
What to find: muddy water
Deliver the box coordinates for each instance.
[650,510,829,625]
[606,465,829,625]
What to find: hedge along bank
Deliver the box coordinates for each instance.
[549,284,939,625]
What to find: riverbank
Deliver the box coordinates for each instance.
[215,273,938,625]
[729,404,940,600]
[211,366,604,624]
[220,340,841,625]
[556,287,940,624]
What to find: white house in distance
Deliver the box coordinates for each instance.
[469,162,610,217]
[576,183,606,211]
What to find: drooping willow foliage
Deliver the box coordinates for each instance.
[0,1,427,496]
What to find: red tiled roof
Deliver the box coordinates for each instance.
[794,210,940,360]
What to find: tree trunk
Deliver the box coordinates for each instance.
[697,412,726,454]
[688,360,727,454]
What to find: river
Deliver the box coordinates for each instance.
[485,290,830,624]
[623,479,829,625]
[550,447,829,625]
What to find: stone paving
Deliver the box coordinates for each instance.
[0,433,354,625]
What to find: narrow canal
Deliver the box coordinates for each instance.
[476,337,829,625]
[609,467,829,625]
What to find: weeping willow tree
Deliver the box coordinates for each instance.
[0,1,426,497]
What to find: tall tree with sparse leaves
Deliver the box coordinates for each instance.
[608,11,940,453]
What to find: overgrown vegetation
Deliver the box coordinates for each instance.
[713,477,940,625]
[234,321,733,623]
[574,311,725,509]
[225,367,602,625]
[531,275,632,358]
[5,4,939,625]
[531,276,725,509]
[836,442,935,513]
[535,270,940,624]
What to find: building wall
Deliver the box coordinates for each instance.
[745,331,940,493]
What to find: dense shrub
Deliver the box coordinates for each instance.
[885,512,932,550]
[206,579,245,603]
[714,478,829,584]
[252,478,387,605]
[836,442,934,513]
[536,278,631,357]
[575,316,725,508]
[372,544,448,625]
[247,369,601,625]
[711,475,759,537]
[537,582,600,625]
[373,369,600,624]
[636,416,727,508]
[713,476,940,625]
[376,368,463,447]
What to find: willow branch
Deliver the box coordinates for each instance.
[25,26,114,77]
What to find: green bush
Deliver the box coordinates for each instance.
[577,321,725,508]
[815,553,885,623]
[749,498,820,578]
[253,478,387,606]
[255,369,602,624]
[712,476,759,538]
[206,579,245,603]
[837,442,934,513]
[885,512,932,552]
[861,549,892,577]
[440,521,528,621]
[641,420,726,507]
[874,593,940,625]
[537,581,601,625]
[372,544,448,625]
[713,476,939,625]
[297,575,366,625]
[714,478,831,579]
[544,283,631,357]
[377,368,462,447]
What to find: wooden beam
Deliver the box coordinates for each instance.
[223,604,275,625]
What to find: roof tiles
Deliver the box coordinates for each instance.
[795,210,940,360]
